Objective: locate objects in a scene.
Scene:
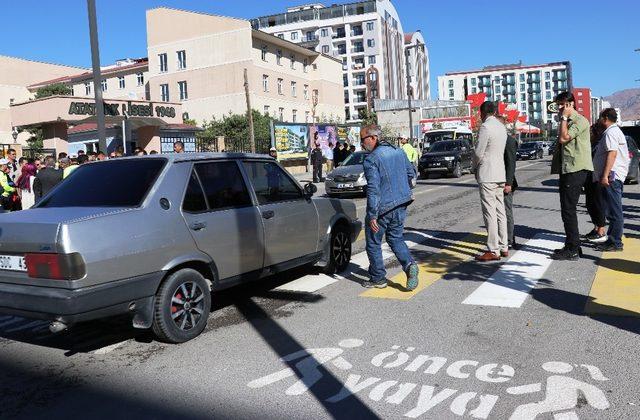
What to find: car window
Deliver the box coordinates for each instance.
[194,161,252,211]
[243,161,303,204]
[182,170,207,213]
[341,152,367,166]
[428,141,457,152]
[38,159,166,208]
[626,136,639,153]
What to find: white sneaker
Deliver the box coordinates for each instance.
[589,234,608,244]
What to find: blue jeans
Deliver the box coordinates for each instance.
[365,205,415,282]
[602,180,624,247]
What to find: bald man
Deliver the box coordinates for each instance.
[360,125,419,290]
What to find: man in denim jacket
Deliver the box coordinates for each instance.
[360,125,420,290]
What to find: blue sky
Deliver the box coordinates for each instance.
[1,0,639,97]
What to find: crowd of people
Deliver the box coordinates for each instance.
[310,141,357,183]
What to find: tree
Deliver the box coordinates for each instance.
[34,83,72,99]
[25,128,44,151]
[198,110,273,152]
[360,109,378,126]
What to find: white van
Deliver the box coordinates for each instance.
[422,127,473,151]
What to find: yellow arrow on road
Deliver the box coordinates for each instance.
[360,232,487,300]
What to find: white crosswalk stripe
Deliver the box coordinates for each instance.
[462,233,564,308]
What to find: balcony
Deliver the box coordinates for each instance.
[351,47,365,54]
[332,31,346,39]
[352,79,366,86]
[553,75,567,82]
[299,36,319,48]
[352,62,365,70]
[527,86,541,94]
[351,29,364,37]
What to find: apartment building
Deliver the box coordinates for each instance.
[146,7,344,125]
[405,31,430,101]
[251,0,429,122]
[438,61,572,126]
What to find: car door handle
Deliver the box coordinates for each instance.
[262,210,275,220]
[189,221,207,231]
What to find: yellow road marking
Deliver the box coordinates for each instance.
[585,236,640,317]
[360,232,487,300]
[356,230,366,242]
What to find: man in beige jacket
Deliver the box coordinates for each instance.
[473,101,508,261]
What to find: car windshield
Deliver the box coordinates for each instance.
[341,152,367,166]
[425,131,455,143]
[38,158,167,208]
[428,141,458,153]
[519,143,537,150]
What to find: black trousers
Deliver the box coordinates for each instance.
[313,164,323,183]
[584,173,606,228]
[559,170,589,250]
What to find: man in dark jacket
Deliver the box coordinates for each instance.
[310,143,324,183]
[333,142,348,167]
[33,156,63,203]
[501,117,519,249]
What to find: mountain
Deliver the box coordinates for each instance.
[604,88,640,121]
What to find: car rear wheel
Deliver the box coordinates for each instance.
[152,269,211,343]
[323,225,352,274]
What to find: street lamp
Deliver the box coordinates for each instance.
[11,127,18,142]
[405,41,424,142]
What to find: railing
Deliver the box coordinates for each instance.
[196,137,272,154]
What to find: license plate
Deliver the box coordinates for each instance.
[337,183,354,188]
[0,255,27,272]
[429,162,441,167]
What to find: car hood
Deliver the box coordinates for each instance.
[329,165,364,177]
[421,151,459,159]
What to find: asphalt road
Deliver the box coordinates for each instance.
[1,156,639,420]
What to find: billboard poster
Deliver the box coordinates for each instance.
[337,125,362,152]
[309,125,337,160]
[273,124,309,160]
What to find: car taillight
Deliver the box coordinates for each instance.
[24,253,86,280]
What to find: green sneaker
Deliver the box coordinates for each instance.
[362,280,387,289]
[406,264,419,291]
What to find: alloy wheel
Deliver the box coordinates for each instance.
[332,231,351,269]
[170,282,205,331]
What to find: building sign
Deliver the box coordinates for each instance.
[274,124,309,160]
[68,101,176,119]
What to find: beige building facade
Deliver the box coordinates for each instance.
[145,7,344,126]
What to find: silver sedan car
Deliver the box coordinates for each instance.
[325,151,369,197]
[0,154,360,343]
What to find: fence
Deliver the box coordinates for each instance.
[196,137,272,154]
[21,148,56,159]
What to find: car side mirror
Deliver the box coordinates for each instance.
[303,182,317,197]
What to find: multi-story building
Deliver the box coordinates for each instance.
[438,61,572,126]
[572,87,595,124]
[251,0,429,122]
[146,7,344,125]
[0,55,85,145]
[405,31,430,101]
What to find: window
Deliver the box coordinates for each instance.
[521,93,526,101]
[290,54,296,69]
[519,73,525,82]
[367,39,375,48]
[101,79,107,91]
[320,28,328,37]
[471,87,477,94]
[577,91,583,96]
[194,162,252,211]
[242,161,303,204]
[277,34,284,39]
[292,109,297,123]
[277,78,283,95]
[449,89,454,97]
[264,105,270,115]
[448,80,454,88]
[261,45,268,61]
[70,86,74,96]
[118,76,125,89]
[304,84,309,100]
[291,81,297,97]
[137,72,144,86]
[303,59,308,73]
[520,83,525,91]
[263,75,269,92]
[278,107,284,121]
[84,81,91,95]
[322,45,329,54]
[177,50,187,70]
[160,84,169,102]
[291,32,298,41]
[178,81,188,100]
[368,55,376,64]
[313,89,319,101]
[276,49,282,65]
[521,103,526,111]
[305,111,310,122]
[545,81,551,90]
[182,171,207,213]
[159,53,168,72]
[546,91,552,100]
[545,71,551,80]
[366,22,374,31]
[39,159,166,208]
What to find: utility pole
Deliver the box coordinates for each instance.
[405,42,423,142]
[244,68,256,153]
[87,0,107,153]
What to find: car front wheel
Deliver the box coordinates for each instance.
[323,225,352,274]
[152,268,211,343]
[452,162,462,178]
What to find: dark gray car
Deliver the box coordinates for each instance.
[0,154,360,343]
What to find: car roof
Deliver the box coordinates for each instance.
[108,152,272,164]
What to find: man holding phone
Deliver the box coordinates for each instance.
[551,92,593,260]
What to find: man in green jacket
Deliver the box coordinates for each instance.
[400,138,419,167]
[551,92,594,260]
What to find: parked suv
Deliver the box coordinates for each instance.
[0,154,361,343]
[517,142,544,160]
[418,139,473,178]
